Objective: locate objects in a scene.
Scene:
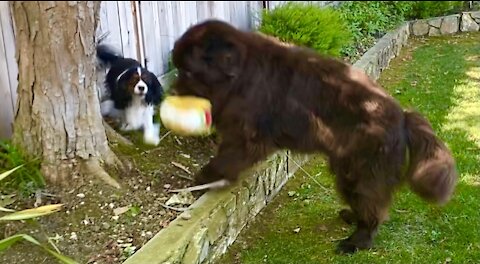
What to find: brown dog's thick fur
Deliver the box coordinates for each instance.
[171,20,457,253]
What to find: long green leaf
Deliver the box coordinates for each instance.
[0,205,15,212]
[0,204,63,221]
[42,246,79,264]
[0,234,26,251]
[0,165,24,182]
[0,234,78,264]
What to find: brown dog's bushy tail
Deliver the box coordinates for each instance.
[404,110,458,205]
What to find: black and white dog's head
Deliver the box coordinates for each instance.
[96,44,164,109]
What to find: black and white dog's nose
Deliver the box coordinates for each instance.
[138,85,146,92]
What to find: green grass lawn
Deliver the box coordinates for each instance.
[218,32,480,264]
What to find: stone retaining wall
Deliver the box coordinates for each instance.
[123,151,309,264]
[124,12,476,264]
[353,22,410,81]
[411,11,480,37]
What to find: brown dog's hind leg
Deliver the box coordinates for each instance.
[336,179,393,254]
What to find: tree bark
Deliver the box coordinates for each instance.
[11,1,120,186]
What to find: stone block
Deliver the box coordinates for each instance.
[249,177,267,217]
[440,15,460,35]
[461,13,480,32]
[183,228,209,264]
[470,11,480,20]
[231,186,250,235]
[412,20,429,36]
[206,207,228,244]
[223,194,236,217]
[428,17,442,28]
[429,27,441,36]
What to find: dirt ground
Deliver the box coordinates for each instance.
[0,125,217,264]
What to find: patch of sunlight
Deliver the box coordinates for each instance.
[461,173,480,186]
[465,55,480,62]
[443,66,480,147]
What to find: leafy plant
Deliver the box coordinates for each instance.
[337,1,414,61]
[259,2,352,57]
[0,234,77,264]
[407,1,466,19]
[0,166,75,264]
[0,140,44,196]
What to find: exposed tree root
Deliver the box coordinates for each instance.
[104,121,134,146]
[81,158,121,189]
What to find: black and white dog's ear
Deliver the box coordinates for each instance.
[144,72,164,105]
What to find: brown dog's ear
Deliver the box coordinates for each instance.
[201,35,246,79]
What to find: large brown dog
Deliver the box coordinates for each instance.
[171,20,457,253]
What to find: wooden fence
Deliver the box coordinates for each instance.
[0,1,337,139]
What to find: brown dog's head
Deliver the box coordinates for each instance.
[171,20,247,98]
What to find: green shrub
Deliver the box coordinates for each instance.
[338,1,414,60]
[0,141,44,196]
[259,2,352,57]
[407,1,466,19]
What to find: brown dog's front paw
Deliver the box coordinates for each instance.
[336,238,359,254]
[194,165,224,185]
[336,231,373,254]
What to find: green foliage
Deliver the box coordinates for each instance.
[0,234,78,264]
[407,1,466,19]
[259,2,352,57]
[338,1,414,60]
[0,141,44,196]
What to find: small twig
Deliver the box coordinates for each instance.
[40,192,58,198]
[159,203,188,212]
[284,152,330,193]
[34,190,42,208]
[171,161,192,175]
[168,179,230,193]
[330,236,350,242]
[158,130,172,143]
[174,136,182,145]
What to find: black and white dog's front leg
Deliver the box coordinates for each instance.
[141,104,160,146]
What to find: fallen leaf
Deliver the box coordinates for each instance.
[318,225,328,232]
[113,206,130,216]
[166,191,195,206]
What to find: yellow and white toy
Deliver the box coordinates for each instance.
[159,96,213,136]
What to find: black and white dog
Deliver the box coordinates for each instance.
[97,44,164,146]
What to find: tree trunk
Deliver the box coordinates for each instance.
[11,1,120,186]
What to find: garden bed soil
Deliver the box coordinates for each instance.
[0,127,217,264]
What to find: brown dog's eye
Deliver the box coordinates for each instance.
[180,70,193,79]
